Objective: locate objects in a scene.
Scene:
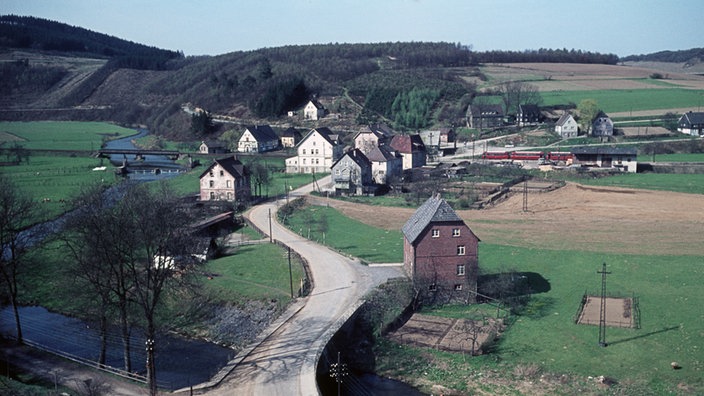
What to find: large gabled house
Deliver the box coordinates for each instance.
[199,156,251,203]
[591,111,614,137]
[555,113,579,138]
[677,111,704,136]
[517,104,542,127]
[285,127,343,173]
[366,144,403,185]
[402,194,480,304]
[353,123,395,155]
[466,104,504,129]
[331,148,373,195]
[237,125,279,153]
[389,134,427,170]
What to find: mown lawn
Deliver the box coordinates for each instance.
[375,244,704,394]
[0,121,136,150]
[202,242,304,305]
[282,204,404,263]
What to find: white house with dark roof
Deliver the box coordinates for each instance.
[517,104,541,127]
[237,125,279,153]
[331,148,373,195]
[303,99,325,120]
[555,113,579,138]
[677,111,704,136]
[285,127,343,173]
[353,123,395,155]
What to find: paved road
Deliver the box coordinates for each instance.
[203,176,403,396]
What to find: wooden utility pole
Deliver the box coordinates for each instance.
[268,208,273,243]
[288,246,294,298]
[597,262,611,347]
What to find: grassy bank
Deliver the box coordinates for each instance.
[0,121,136,150]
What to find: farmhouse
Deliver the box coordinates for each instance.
[555,113,579,138]
[285,127,343,173]
[353,123,395,155]
[402,194,480,304]
[466,104,504,129]
[570,146,637,173]
[591,111,614,137]
[389,134,427,170]
[199,156,251,202]
[677,111,704,136]
[331,148,373,195]
[237,125,279,153]
[517,104,542,127]
[366,144,403,185]
[303,99,325,120]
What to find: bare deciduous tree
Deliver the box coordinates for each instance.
[0,175,36,344]
[498,81,541,115]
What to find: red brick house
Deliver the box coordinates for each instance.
[199,156,251,203]
[402,194,480,304]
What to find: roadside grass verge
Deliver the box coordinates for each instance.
[281,203,403,263]
[540,88,704,113]
[650,153,704,162]
[375,243,704,394]
[0,121,136,150]
[201,242,304,305]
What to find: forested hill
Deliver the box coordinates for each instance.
[621,48,704,63]
[0,15,182,70]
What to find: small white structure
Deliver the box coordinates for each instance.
[555,113,578,138]
[303,99,325,120]
[237,125,279,153]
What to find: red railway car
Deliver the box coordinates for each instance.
[547,151,573,162]
[509,151,544,161]
[481,151,511,160]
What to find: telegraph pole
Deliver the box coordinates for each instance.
[288,246,294,298]
[597,262,611,347]
[268,208,273,243]
[522,179,528,212]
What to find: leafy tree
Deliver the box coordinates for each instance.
[0,175,37,344]
[577,99,599,133]
[218,128,242,152]
[247,159,272,197]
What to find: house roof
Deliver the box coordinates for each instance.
[366,145,400,162]
[593,111,610,121]
[306,99,325,110]
[299,127,339,147]
[519,104,540,115]
[680,111,704,126]
[402,194,465,244]
[389,134,426,154]
[282,127,302,139]
[468,104,504,117]
[353,123,396,141]
[570,146,637,156]
[331,148,371,169]
[201,140,225,149]
[199,156,248,179]
[244,125,278,142]
[556,113,575,126]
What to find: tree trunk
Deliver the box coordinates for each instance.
[146,321,157,396]
[99,312,108,367]
[10,293,22,344]
[119,302,132,372]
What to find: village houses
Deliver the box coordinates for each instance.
[402,194,480,303]
[591,111,614,137]
[366,145,403,185]
[331,148,373,195]
[353,123,395,155]
[281,127,303,148]
[303,99,326,120]
[555,113,579,138]
[389,134,427,170]
[199,156,251,203]
[677,111,704,136]
[285,127,343,173]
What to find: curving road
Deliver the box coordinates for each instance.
[203,176,403,396]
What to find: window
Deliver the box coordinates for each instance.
[303,159,306,164]
[227,192,233,200]
[209,171,214,177]
[209,180,214,188]
[432,229,440,238]
[457,245,465,255]
[457,265,465,276]
[303,149,306,154]
[209,192,215,200]
[315,149,319,154]
[220,170,224,176]
[454,284,463,291]
[226,180,231,188]
[452,228,461,237]
[335,169,341,175]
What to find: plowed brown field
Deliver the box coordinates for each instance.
[319,183,704,256]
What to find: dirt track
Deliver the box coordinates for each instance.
[321,183,704,256]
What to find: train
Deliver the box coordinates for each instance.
[481,151,573,162]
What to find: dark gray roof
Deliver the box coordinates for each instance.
[199,156,248,179]
[518,104,540,115]
[570,146,637,155]
[556,113,575,126]
[680,111,704,126]
[245,125,278,142]
[366,145,399,162]
[402,195,462,244]
[468,104,504,117]
[331,148,371,169]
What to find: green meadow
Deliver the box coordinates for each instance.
[540,88,704,113]
[0,121,137,150]
[567,173,704,194]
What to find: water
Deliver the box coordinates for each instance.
[0,306,234,391]
[104,129,187,181]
